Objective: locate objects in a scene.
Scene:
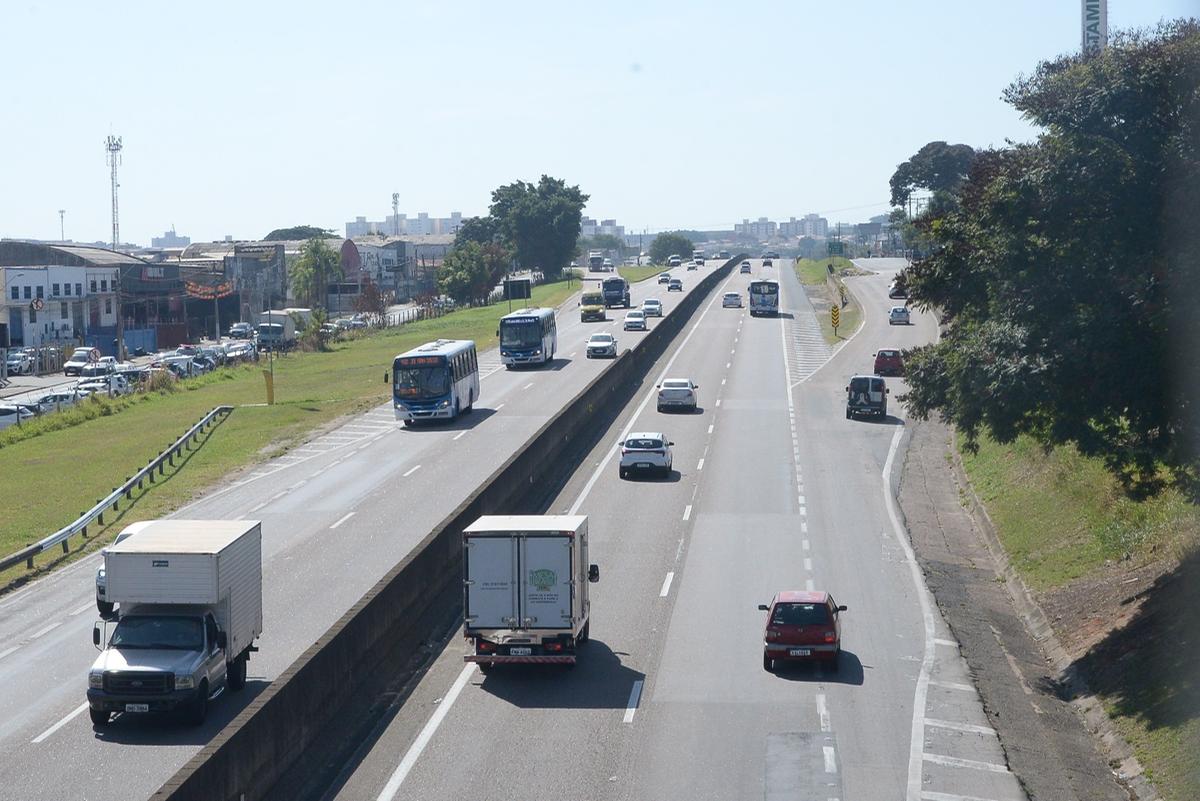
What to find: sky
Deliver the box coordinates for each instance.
[0,0,1194,246]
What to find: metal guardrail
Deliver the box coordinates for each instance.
[0,405,234,573]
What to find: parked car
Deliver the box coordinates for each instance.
[586,333,618,358]
[658,272,672,284]
[642,298,663,317]
[888,306,911,325]
[846,374,889,419]
[227,322,254,339]
[668,278,683,292]
[624,310,648,331]
[33,390,89,412]
[191,355,217,373]
[0,404,36,430]
[5,350,34,375]
[63,347,97,376]
[200,346,227,366]
[740,263,752,274]
[77,374,132,397]
[79,361,115,378]
[722,292,743,308]
[320,322,340,337]
[656,378,698,412]
[618,432,674,479]
[175,344,201,357]
[873,349,903,376]
[759,591,846,672]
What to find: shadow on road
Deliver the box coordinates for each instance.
[90,679,269,745]
[399,407,497,433]
[502,357,573,372]
[477,639,645,709]
[622,468,683,484]
[855,414,905,427]
[769,650,866,686]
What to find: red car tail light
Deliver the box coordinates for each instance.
[823,629,837,643]
[476,639,496,653]
[544,641,564,652]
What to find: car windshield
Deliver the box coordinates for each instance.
[771,603,829,626]
[582,293,603,305]
[109,615,204,650]
[499,320,543,348]
[626,438,663,449]
[590,335,613,344]
[628,311,643,318]
[663,380,690,389]
[849,377,872,393]
[879,350,899,358]
[394,364,451,399]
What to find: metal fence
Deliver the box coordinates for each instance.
[0,405,234,573]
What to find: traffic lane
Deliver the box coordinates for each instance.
[327,270,744,801]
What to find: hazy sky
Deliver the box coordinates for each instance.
[1,1,1193,245]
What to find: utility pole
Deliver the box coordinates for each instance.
[105,135,125,360]
[58,209,65,242]
[392,192,400,236]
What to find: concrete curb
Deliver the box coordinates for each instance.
[949,432,1160,801]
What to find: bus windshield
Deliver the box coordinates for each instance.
[750,282,779,295]
[394,361,451,399]
[500,319,543,348]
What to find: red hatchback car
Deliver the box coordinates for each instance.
[758,591,847,672]
[873,348,903,376]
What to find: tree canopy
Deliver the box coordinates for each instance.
[489,175,588,279]
[264,225,334,241]
[901,21,1200,496]
[889,141,977,207]
[649,232,697,264]
[289,238,343,308]
[437,240,509,305]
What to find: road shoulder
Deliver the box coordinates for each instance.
[898,417,1137,801]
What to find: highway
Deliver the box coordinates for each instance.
[319,259,1030,801]
[0,264,705,801]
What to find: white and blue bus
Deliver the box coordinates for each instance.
[498,307,557,367]
[392,339,479,424]
[749,279,780,316]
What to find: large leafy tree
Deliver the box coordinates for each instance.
[437,241,508,305]
[889,141,977,207]
[649,232,695,264]
[902,21,1200,495]
[289,238,343,308]
[489,176,588,279]
[264,225,333,241]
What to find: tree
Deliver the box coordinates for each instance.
[889,141,977,207]
[354,275,387,325]
[264,225,334,241]
[901,21,1200,496]
[489,175,588,279]
[289,238,343,309]
[437,242,495,305]
[649,232,695,264]
[454,215,502,248]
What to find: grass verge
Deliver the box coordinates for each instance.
[0,278,578,590]
[618,265,663,283]
[793,257,864,343]
[960,432,1200,799]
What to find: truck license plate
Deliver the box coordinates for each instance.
[124,703,150,713]
[509,647,532,656]
[636,463,651,469]
[789,648,812,657]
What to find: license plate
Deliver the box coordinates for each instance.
[636,463,651,469]
[789,648,812,657]
[509,647,532,656]
[124,703,149,713]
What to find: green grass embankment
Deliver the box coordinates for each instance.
[793,257,864,343]
[960,433,1200,799]
[0,278,577,588]
[617,265,663,283]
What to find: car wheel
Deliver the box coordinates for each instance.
[619,467,626,479]
[187,683,209,726]
[657,405,664,413]
[763,654,774,672]
[89,708,111,727]
[845,410,853,420]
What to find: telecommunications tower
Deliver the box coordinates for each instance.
[105,135,123,250]
[392,192,400,236]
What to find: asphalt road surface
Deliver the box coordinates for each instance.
[322,259,1030,801]
[0,262,706,801]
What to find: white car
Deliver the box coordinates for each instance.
[657,272,672,284]
[586,333,618,358]
[722,292,743,308]
[888,306,911,325]
[76,374,131,397]
[739,263,752,274]
[63,346,96,376]
[0,404,35,430]
[686,261,698,271]
[618,432,674,479]
[657,378,699,412]
[5,350,34,375]
[624,310,647,331]
[32,390,88,412]
[642,298,663,317]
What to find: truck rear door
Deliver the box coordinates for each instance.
[520,536,574,629]
[465,536,518,629]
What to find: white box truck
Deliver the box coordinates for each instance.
[256,310,298,350]
[86,519,263,727]
[463,515,598,673]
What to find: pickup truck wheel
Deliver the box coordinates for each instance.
[228,656,247,691]
[763,654,774,672]
[89,708,111,727]
[96,600,114,617]
[188,683,209,726]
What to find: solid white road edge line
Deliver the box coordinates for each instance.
[0,646,19,661]
[374,664,476,801]
[883,424,938,801]
[568,270,738,516]
[453,431,467,441]
[32,701,88,744]
[659,572,674,598]
[330,512,355,530]
[402,465,421,478]
[623,679,644,723]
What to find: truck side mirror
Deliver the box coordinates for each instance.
[837,605,848,612]
[757,604,770,611]
[92,623,101,647]
[588,564,600,583]
[216,631,227,650]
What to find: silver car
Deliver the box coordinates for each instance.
[586,333,618,358]
[722,292,743,308]
[657,378,699,412]
[888,306,911,325]
[624,310,647,331]
[642,298,663,317]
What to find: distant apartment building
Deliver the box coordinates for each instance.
[734,217,777,239]
[580,217,626,240]
[346,211,463,238]
[151,227,191,248]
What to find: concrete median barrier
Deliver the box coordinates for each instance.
[151,255,741,801]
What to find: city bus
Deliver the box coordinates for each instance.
[392,339,479,425]
[498,307,557,367]
[749,279,780,316]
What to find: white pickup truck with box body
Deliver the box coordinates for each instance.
[256,310,298,350]
[463,515,598,672]
[86,520,263,726]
